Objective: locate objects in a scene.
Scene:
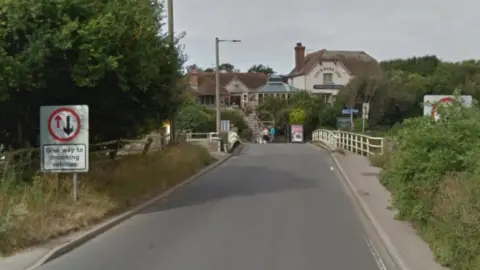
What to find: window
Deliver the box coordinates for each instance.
[323,73,333,84]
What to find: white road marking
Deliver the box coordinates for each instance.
[364,235,388,270]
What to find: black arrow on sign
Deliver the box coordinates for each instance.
[63,116,74,135]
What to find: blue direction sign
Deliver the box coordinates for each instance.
[220,120,230,132]
[342,109,359,115]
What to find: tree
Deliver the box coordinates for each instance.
[0,0,183,147]
[219,63,238,72]
[257,96,288,121]
[186,64,202,72]
[248,64,275,76]
[289,108,306,124]
[176,104,213,132]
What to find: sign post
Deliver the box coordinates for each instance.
[362,102,370,132]
[40,105,89,201]
[290,125,304,143]
[423,95,472,121]
[220,120,230,132]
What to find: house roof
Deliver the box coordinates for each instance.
[187,72,268,95]
[287,49,382,78]
[256,76,299,93]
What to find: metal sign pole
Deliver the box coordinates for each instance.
[350,108,354,131]
[73,173,78,201]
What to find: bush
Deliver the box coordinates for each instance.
[176,104,214,132]
[379,100,480,269]
[239,128,253,141]
[219,110,248,133]
[0,144,213,255]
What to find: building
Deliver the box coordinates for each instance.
[286,42,382,103]
[255,75,299,104]
[187,69,267,109]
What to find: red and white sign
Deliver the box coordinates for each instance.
[424,95,472,121]
[431,97,454,121]
[47,107,81,142]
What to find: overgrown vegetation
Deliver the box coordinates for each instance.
[0,144,213,255]
[377,100,480,269]
[176,102,249,136]
[337,56,480,130]
[0,0,183,147]
[0,0,219,256]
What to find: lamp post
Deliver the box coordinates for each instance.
[167,0,175,143]
[215,37,241,133]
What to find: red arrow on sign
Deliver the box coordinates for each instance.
[431,97,454,118]
[54,115,61,128]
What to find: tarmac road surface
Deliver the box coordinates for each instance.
[37,143,394,270]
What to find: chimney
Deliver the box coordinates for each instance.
[295,42,305,72]
[190,68,198,89]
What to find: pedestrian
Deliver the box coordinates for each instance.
[269,126,275,142]
[262,128,269,144]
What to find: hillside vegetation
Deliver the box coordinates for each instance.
[357,56,480,269]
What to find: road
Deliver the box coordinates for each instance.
[37,143,394,270]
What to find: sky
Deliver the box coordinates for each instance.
[172,0,479,74]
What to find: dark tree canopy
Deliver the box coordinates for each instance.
[0,0,184,147]
[336,56,480,129]
[248,64,275,76]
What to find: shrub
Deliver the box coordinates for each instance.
[239,128,253,141]
[379,100,480,269]
[0,144,213,255]
[176,104,214,132]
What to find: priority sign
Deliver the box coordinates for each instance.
[47,107,81,142]
[423,95,472,121]
[40,105,89,173]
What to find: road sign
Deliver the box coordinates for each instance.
[40,105,89,173]
[342,109,359,115]
[220,120,230,132]
[362,103,370,120]
[423,95,472,121]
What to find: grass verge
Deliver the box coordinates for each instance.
[0,143,213,256]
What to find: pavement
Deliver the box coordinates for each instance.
[332,151,448,270]
[6,143,399,270]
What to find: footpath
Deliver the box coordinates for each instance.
[333,151,448,270]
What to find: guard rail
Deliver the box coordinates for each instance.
[311,129,384,156]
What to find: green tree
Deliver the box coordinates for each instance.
[0,0,183,147]
[248,64,275,76]
[257,96,288,121]
[289,108,306,124]
[219,63,238,72]
[176,105,213,132]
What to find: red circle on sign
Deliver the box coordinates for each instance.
[47,107,81,142]
[431,97,454,118]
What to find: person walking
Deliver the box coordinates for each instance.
[269,126,275,143]
[261,128,269,144]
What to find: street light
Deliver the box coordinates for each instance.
[215,37,241,133]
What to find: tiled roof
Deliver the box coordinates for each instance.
[187,72,268,95]
[288,49,382,78]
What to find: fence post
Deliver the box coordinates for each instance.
[367,137,371,157]
[109,139,122,160]
[1,152,12,182]
[142,137,153,155]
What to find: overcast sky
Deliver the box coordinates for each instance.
[172,0,478,74]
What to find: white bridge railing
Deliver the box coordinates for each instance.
[312,129,384,156]
[184,131,240,153]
